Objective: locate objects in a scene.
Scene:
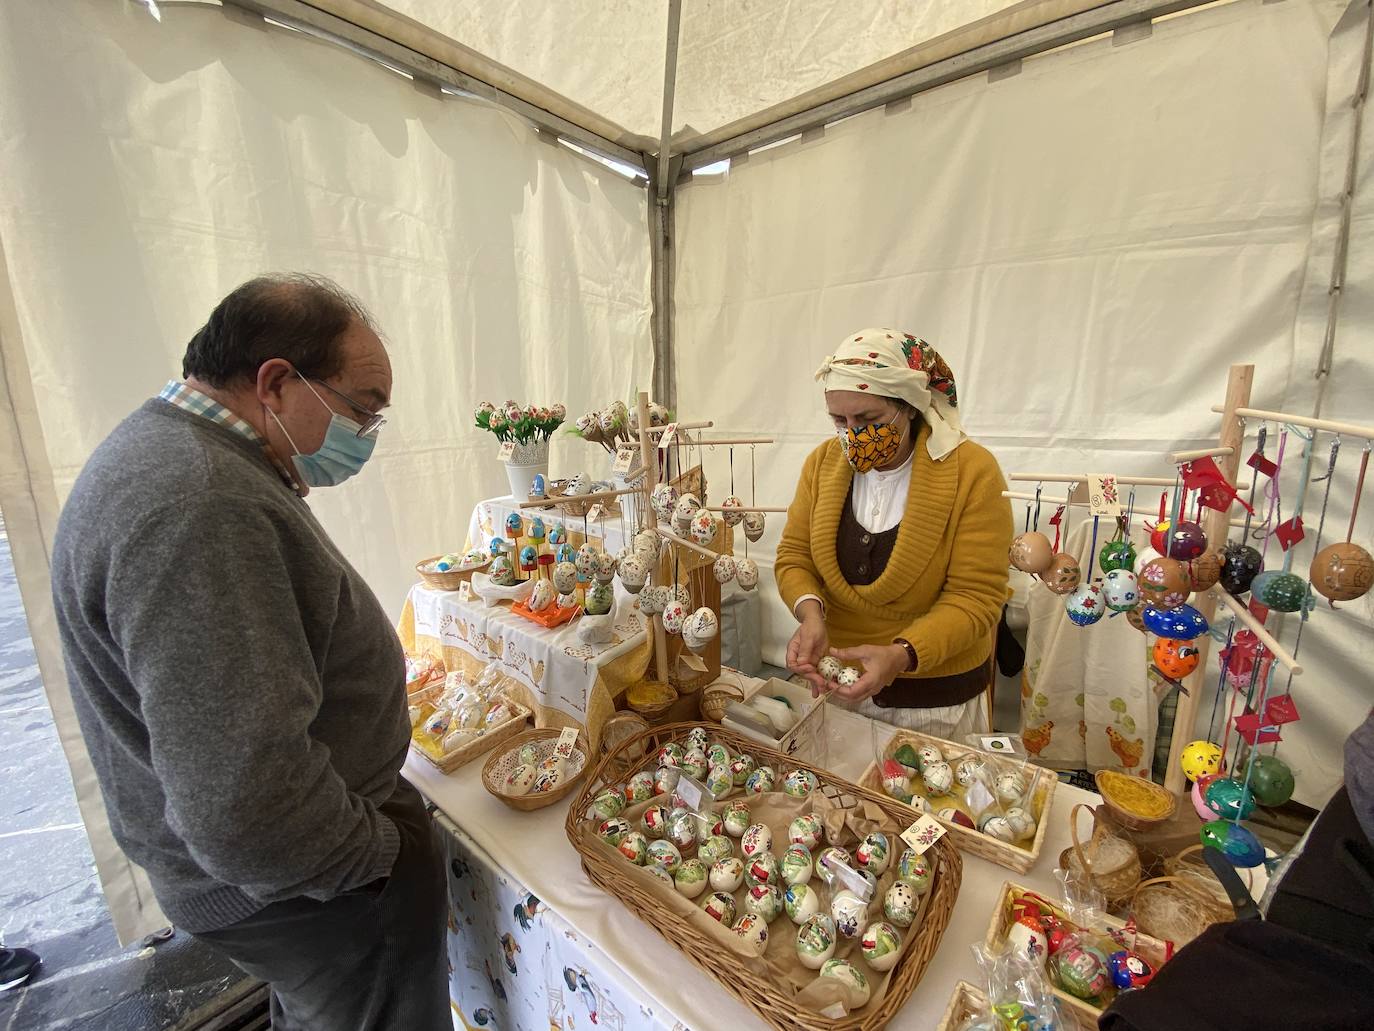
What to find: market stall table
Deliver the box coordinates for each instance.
[406,683,1150,1030]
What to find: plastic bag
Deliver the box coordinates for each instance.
[971,941,1065,1030]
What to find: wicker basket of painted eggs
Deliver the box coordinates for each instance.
[483,728,590,811]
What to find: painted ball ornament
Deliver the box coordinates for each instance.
[1165,520,1208,561]
[1137,557,1190,610]
[1201,819,1266,867]
[1310,541,1374,603]
[1099,539,1138,572]
[1250,755,1296,807]
[720,495,745,526]
[1109,950,1156,991]
[1154,638,1200,680]
[1142,603,1208,640]
[1180,740,1223,782]
[1250,570,1310,613]
[1051,943,1111,999]
[1219,541,1263,596]
[1189,550,1223,592]
[712,555,736,584]
[1010,531,1054,574]
[1043,553,1081,595]
[1101,568,1140,612]
[1191,772,1222,820]
[1064,583,1105,626]
[1204,777,1256,821]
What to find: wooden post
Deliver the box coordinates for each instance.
[1163,364,1254,794]
[636,391,671,686]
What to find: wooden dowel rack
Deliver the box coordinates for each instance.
[652,525,719,561]
[1170,446,1234,463]
[1212,405,1374,440]
[517,485,640,510]
[1009,473,1177,487]
[644,420,713,434]
[1208,588,1303,675]
[696,437,775,446]
[1001,492,1250,528]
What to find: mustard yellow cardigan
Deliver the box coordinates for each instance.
[775,423,1013,681]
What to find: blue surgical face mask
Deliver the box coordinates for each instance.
[267,374,376,487]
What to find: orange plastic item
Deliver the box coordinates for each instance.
[511,599,581,629]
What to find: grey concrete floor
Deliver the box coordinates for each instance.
[0,520,251,1029]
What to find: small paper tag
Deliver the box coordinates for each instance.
[819,1003,848,1019]
[457,580,473,603]
[821,855,874,902]
[657,422,679,450]
[586,503,606,523]
[964,778,996,818]
[679,653,709,673]
[900,814,948,855]
[1088,474,1121,516]
[1265,694,1301,726]
[675,773,714,813]
[980,735,1015,753]
[496,441,516,462]
[613,445,637,474]
[555,726,579,758]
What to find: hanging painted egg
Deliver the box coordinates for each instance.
[1180,740,1223,783]
[1142,603,1208,640]
[553,560,579,594]
[1250,755,1296,807]
[1043,553,1081,595]
[594,550,618,583]
[1154,638,1200,680]
[585,581,614,615]
[661,600,687,634]
[1189,550,1223,592]
[736,558,760,590]
[1009,531,1054,574]
[1191,772,1221,820]
[712,555,737,584]
[651,483,678,522]
[690,508,720,546]
[1064,583,1105,626]
[548,522,567,546]
[1099,539,1138,573]
[1200,819,1266,867]
[1126,603,1149,634]
[575,543,599,580]
[1250,570,1310,613]
[1203,777,1256,821]
[1137,557,1191,610]
[672,493,700,533]
[1309,542,1374,603]
[682,607,719,654]
[743,511,766,542]
[618,555,648,594]
[1219,541,1263,596]
[721,496,745,526]
[1148,519,1172,555]
[1101,568,1140,612]
[1132,545,1163,576]
[639,585,667,615]
[555,543,577,565]
[1165,520,1208,561]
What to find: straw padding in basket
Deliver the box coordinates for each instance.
[482,728,589,811]
[410,689,532,774]
[858,729,1056,875]
[984,881,1171,1031]
[1057,802,1142,907]
[934,980,988,1031]
[1133,844,1246,946]
[1094,769,1177,831]
[564,721,963,1031]
[415,555,488,591]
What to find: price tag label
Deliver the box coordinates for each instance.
[586,503,606,523]
[679,653,709,673]
[613,445,637,474]
[821,854,874,902]
[675,773,714,814]
[555,726,579,758]
[965,778,996,818]
[980,735,1015,753]
[457,580,473,603]
[497,441,516,462]
[657,422,679,450]
[1088,473,1121,516]
[900,814,948,856]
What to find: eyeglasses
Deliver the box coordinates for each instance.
[309,378,387,438]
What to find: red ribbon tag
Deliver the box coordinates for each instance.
[1265,695,1301,726]
[1048,505,1065,552]
[1247,451,1278,478]
[1179,457,1226,491]
[1234,712,1282,745]
[1273,516,1305,551]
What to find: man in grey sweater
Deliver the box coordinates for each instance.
[51,275,449,1029]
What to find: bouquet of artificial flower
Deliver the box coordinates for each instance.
[474,400,565,445]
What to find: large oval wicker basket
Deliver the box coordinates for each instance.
[565,721,963,1031]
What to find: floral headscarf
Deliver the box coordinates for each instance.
[814,328,967,461]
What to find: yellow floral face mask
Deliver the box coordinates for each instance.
[838,420,904,473]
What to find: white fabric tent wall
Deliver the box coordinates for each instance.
[674,0,1370,808]
[0,0,651,941]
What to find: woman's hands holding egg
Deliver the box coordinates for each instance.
[786,600,830,695]
[825,644,910,702]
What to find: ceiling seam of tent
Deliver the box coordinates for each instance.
[677,0,1222,174]
[1313,0,1374,417]
[218,0,646,171]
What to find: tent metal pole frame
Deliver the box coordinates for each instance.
[648,0,684,411]
[677,0,1215,174]
[220,0,644,171]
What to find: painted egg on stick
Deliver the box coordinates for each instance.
[1310,542,1374,603]
[1010,531,1053,574]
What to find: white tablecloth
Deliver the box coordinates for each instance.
[406,690,1110,1029]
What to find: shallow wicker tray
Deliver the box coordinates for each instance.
[409,687,532,774]
[565,721,963,1031]
[858,729,1057,875]
[482,727,590,811]
[983,881,1172,1031]
[415,555,488,591]
[935,981,988,1031]
[1094,769,1178,831]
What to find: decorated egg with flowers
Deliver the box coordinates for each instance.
[713,555,737,584]
[1064,583,1105,626]
[672,493,700,533]
[650,482,678,522]
[721,495,745,526]
[1043,553,1081,595]
[735,558,760,590]
[690,509,720,546]
[1009,531,1053,574]
[661,600,687,634]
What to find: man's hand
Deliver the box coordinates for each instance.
[827,643,910,703]
[786,603,830,696]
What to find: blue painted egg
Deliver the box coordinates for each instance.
[548,523,567,546]
[1250,571,1310,613]
[528,517,546,540]
[1142,603,1208,640]
[519,545,537,568]
[556,543,577,565]
[489,537,506,556]
[529,473,546,498]
[1203,777,1256,821]
[1200,819,1265,867]
[505,512,524,534]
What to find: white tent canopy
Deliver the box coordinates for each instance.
[1,0,1371,944]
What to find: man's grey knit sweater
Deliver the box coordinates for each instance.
[52,399,409,933]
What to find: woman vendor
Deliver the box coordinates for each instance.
[777,329,1013,738]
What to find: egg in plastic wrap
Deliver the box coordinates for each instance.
[830,890,869,939]
[667,811,699,851]
[895,850,932,894]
